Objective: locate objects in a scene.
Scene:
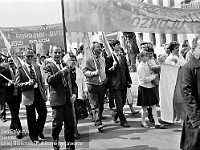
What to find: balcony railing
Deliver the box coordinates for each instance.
[181,0,200,9]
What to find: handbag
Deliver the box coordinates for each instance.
[74,99,88,119]
[151,74,160,86]
[147,62,160,86]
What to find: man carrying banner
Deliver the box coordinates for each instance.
[83,41,107,132]
[44,45,76,150]
[16,49,47,143]
[106,40,131,128]
[0,57,23,139]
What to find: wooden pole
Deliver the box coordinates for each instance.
[61,0,67,54]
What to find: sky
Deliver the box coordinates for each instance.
[0,0,62,27]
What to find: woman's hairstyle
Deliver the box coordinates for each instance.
[168,41,180,53]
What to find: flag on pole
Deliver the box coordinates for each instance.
[101,31,113,57]
[82,32,92,69]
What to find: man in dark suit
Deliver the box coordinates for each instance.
[0,57,23,139]
[106,40,132,127]
[180,36,200,150]
[16,49,47,143]
[0,58,6,123]
[44,45,76,150]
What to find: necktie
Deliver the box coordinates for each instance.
[28,65,36,81]
[57,63,62,70]
[96,58,100,70]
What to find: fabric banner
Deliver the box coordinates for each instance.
[64,0,200,34]
[159,64,179,123]
[0,23,64,49]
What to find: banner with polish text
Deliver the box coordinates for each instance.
[0,23,64,49]
[64,0,200,34]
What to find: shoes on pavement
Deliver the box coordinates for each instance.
[155,124,167,129]
[141,123,150,128]
[113,118,119,123]
[53,140,60,150]
[101,116,106,120]
[97,124,104,132]
[75,132,81,140]
[38,133,45,140]
[131,111,139,116]
[31,136,39,144]
[16,133,23,139]
[120,122,130,128]
[148,117,155,123]
[1,118,7,122]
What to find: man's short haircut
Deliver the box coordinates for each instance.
[91,41,100,52]
[70,54,77,61]
[168,41,180,53]
[50,45,61,54]
[112,40,120,47]
[192,36,200,51]
[140,42,148,47]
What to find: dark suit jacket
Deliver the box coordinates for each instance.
[0,67,21,103]
[105,54,132,90]
[180,57,200,149]
[44,62,72,107]
[16,63,47,106]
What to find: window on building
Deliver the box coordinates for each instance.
[169,0,175,7]
[150,33,156,46]
[158,0,163,6]
[160,34,166,46]
[138,33,143,42]
[172,34,178,42]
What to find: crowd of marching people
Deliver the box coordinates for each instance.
[0,36,200,150]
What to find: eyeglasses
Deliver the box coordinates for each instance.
[71,59,76,61]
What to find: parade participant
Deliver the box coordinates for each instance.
[16,49,47,143]
[0,57,6,123]
[44,45,75,150]
[0,57,23,139]
[165,41,186,67]
[180,36,200,150]
[69,54,87,139]
[83,41,107,131]
[106,40,131,127]
[137,51,165,129]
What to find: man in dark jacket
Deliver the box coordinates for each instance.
[44,45,76,150]
[0,57,23,139]
[106,40,132,127]
[180,36,200,150]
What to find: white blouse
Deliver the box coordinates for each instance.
[137,62,156,88]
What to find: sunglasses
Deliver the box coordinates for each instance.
[26,56,33,58]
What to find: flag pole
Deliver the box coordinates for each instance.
[61,0,67,54]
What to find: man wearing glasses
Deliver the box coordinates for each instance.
[16,49,47,143]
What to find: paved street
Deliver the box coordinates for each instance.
[0,102,182,150]
[0,73,182,150]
